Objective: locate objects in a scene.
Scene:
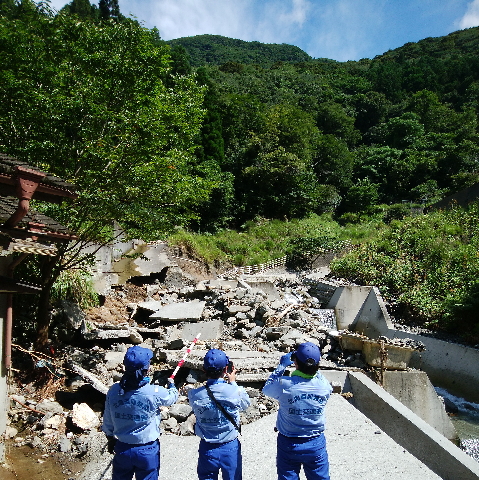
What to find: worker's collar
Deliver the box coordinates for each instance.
[291,369,315,379]
[206,378,226,385]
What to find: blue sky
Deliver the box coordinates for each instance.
[47,0,479,61]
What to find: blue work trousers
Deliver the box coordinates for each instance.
[197,438,242,480]
[277,433,330,480]
[112,439,160,480]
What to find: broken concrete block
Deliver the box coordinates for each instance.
[228,304,252,314]
[104,351,125,370]
[137,300,163,312]
[150,300,206,322]
[129,329,143,344]
[279,328,315,344]
[84,329,131,341]
[246,282,281,301]
[265,326,290,340]
[70,403,100,431]
[181,320,223,341]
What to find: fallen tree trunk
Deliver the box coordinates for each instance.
[69,362,109,395]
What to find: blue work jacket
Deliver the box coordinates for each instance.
[262,365,332,438]
[102,380,178,444]
[188,379,251,443]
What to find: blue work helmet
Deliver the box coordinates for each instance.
[203,349,229,371]
[123,346,153,371]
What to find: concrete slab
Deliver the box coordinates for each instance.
[160,349,283,371]
[134,243,173,276]
[83,329,131,340]
[349,371,479,479]
[244,281,281,300]
[137,300,163,312]
[149,300,206,322]
[180,320,223,341]
[196,279,239,290]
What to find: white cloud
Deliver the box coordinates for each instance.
[304,0,386,61]
[131,0,314,45]
[459,0,479,29]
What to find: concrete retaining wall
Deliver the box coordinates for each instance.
[326,285,373,330]
[382,370,457,440]
[390,330,479,402]
[316,280,479,402]
[349,371,479,480]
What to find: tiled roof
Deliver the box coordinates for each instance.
[0,153,76,192]
[0,196,70,235]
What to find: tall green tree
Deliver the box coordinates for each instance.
[0,11,211,346]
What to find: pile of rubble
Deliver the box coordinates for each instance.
[6,272,363,462]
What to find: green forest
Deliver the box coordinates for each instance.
[2,0,479,343]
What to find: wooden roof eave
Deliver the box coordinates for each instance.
[0,174,78,203]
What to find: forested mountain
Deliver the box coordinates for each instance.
[1,1,479,235]
[167,34,312,67]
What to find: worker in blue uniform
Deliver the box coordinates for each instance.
[188,348,251,480]
[263,342,332,480]
[102,345,179,480]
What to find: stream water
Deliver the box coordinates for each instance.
[435,386,479,459]
[2,441,83,480]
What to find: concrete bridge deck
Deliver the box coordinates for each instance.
[81,393,442,480]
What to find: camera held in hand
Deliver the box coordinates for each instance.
[227,361,234,373]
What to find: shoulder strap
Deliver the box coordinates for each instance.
[205,384,241,434]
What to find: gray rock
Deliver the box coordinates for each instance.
[36,400,64,415]
[29,436,45,449]
[162,417,178,431]
[168,404,193,422]
[5,425,18,439]
[178,416,196,436]
[58,436,72,453]
[186,369,202,384]
[168,338,186,350]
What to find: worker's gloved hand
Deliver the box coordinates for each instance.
[280,352,294,367]
[106,436,116,455]
[167,378,177,389]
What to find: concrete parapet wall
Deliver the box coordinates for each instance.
[352,286,394,336]
[382,370,457,440]
[326,284,372,330]
[325,282,479,402]
[349,371,479,480]
[390,330,479,402]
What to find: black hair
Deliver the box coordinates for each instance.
[296,358,319,376]
[204,367,224,379]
